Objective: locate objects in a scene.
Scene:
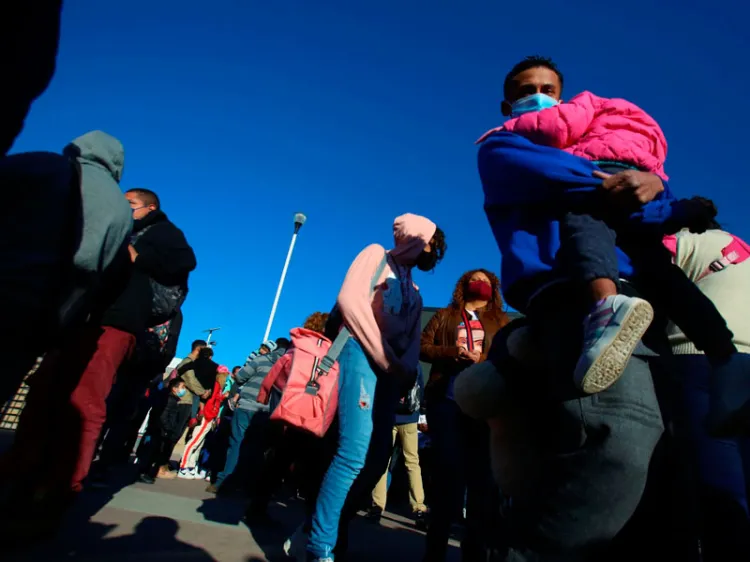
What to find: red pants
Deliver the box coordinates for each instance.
[6,325,135,494]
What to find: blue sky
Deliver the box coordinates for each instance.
[14,0,749,366]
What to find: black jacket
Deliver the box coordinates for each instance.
[101,210,196,334]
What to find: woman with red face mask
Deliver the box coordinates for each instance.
[419,269,509,562]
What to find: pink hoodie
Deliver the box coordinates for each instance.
[337,213,437,375]
[479,91,669,180]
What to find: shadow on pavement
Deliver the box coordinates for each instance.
[8,517,216,562]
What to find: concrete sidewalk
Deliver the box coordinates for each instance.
[4,462,459,561]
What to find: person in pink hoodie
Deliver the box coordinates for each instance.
[305,213,446,562]
[478,57,745,436]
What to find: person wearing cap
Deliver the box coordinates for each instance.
[210,337,289,496]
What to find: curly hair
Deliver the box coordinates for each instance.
[449,268,503,312]
[431,226,447,267]
[303,311,329,334]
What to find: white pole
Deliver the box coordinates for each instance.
[263,231,299,342]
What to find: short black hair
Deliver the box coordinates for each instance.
[127,188,161,210]
[232,365,242,373]
[276,337,291,349]
[191,339,207,351]
[168,377,185,390]
[503,55,564,100]
[199,347,214,359]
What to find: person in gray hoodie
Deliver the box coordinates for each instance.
[209,337,289,495]
[1,130,132,404]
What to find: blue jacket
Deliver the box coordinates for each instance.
[478,131,681,310]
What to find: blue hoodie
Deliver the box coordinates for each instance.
[478,131,681,310]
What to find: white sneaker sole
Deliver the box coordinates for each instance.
[578,299,654,394]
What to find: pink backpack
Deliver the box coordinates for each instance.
[270,254,389,437]
[664,232,750,281]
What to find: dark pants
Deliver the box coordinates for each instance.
[138,398,192,477]
[215,408,269,491]
[97,359,160,469]
[558,212,734,358]
[426,397,500,562]
[674,354,750,560]
[489,283,664,561]
[5,324,135,494]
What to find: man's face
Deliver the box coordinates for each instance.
[502,66,562,116]
[126,192,156,220]
[232,367,241,379]
[259,346,270,356]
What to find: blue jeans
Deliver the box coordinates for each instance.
[215,407,267,489]
[674,354,750,561]
[307,338,399,559]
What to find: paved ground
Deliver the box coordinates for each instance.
[1,431,460,561]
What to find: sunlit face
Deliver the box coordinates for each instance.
[126,193,157,220]
[469,271,491,285]
[502,66,563,116]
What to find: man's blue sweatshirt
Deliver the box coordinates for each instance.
[478,131,680,310]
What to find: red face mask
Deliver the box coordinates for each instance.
[466,280,493,301]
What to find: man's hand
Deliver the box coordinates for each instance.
[127,244,139,262]
[594,170,664,209]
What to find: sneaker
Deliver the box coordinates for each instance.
[283,523,308,561]
[205,484,218,494]
[574,295,654,394]
[197,469,208,481]
[708,353,750,437]
[178,468,197,480]
[365,504,383,524]
[414,510,428,531]
[156,467,177,480]
[138,473,156,485]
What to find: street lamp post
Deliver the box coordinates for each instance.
[262,212,306,343]
[204,327,221,346]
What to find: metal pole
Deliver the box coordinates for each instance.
[262,230,299,342]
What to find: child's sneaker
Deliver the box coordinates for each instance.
[574,295,654,394]
[707,353,750,437]
[197,469,208,481]
[178,468,197,480]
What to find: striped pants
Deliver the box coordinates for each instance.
[180,416,214,469]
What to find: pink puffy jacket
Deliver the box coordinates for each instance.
[489,91,669,180]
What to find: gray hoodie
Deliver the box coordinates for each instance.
[63,130,132,275]
[233,346,288,412]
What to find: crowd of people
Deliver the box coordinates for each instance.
[2,3,750,561]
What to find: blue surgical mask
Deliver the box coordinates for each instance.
[510,93,559,118]
[176,388,187,398]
